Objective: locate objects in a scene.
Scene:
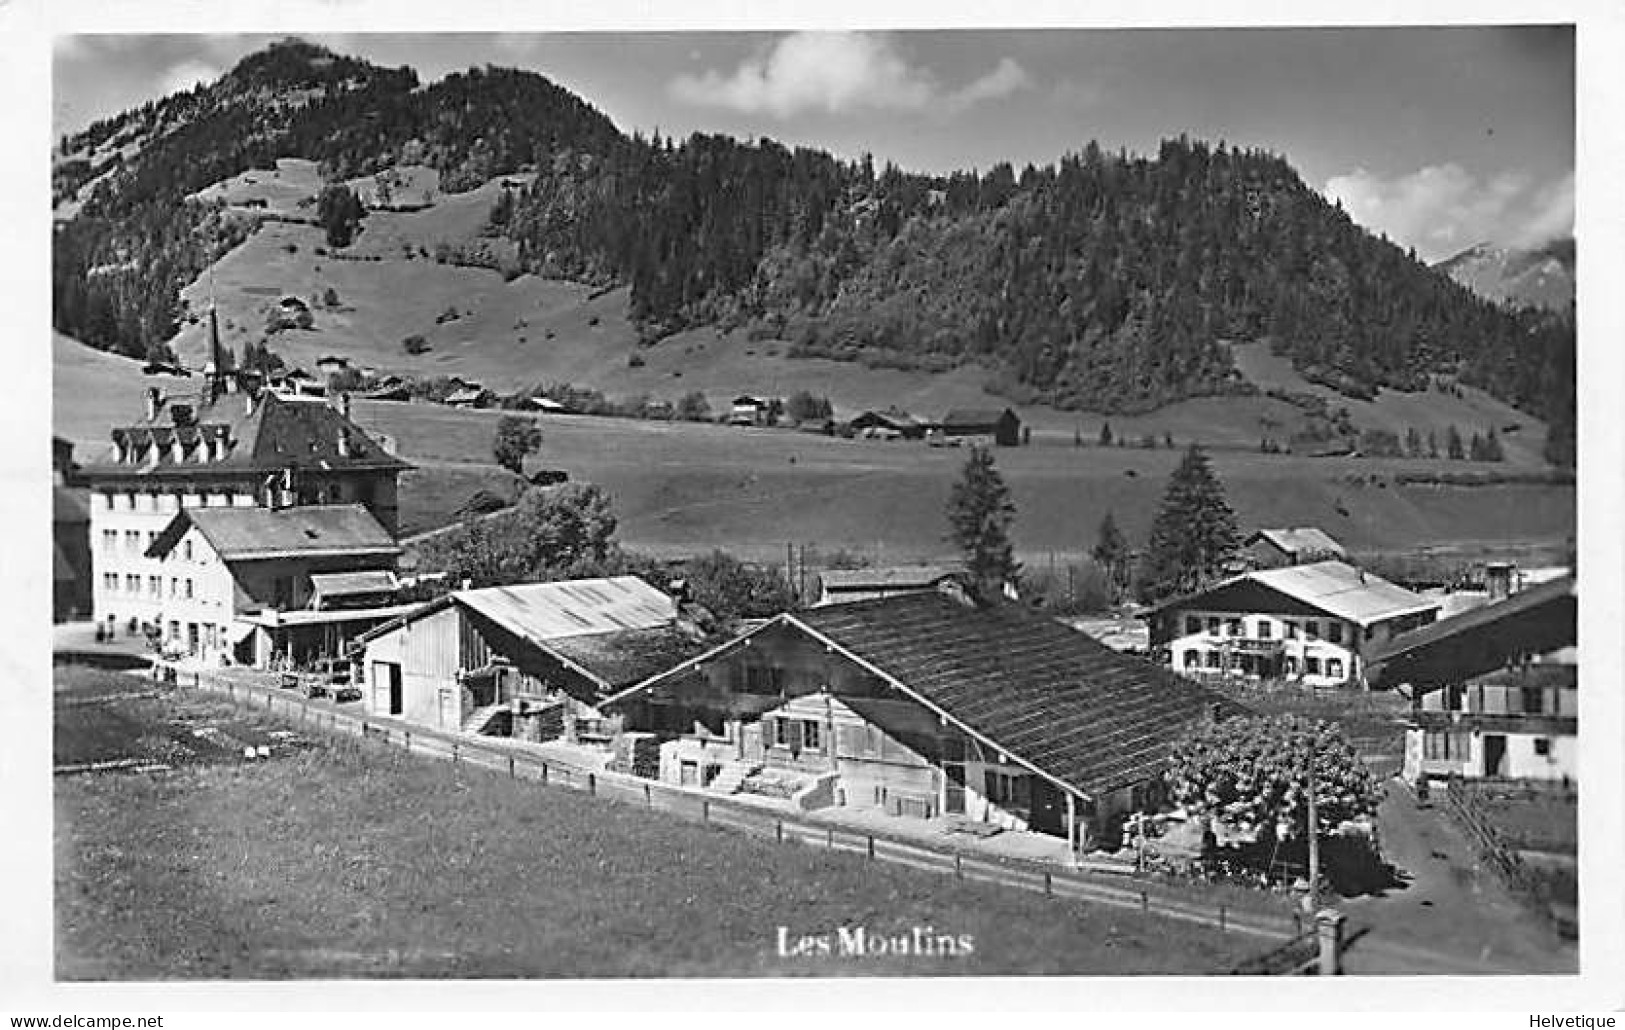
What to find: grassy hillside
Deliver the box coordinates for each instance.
[53,333,1573,568]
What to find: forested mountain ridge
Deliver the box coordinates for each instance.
[52,38,1576,465]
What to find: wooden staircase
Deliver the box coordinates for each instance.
[462,702,508,737]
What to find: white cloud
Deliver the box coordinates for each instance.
[158,59,222,97]
[671,32,1027,119]
[944,57,1032,112]
[1323,163,1573,262]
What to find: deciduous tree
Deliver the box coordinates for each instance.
[492,415,543,475]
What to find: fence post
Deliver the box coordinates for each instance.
[955,853,963,879]
[588,773,596,796]
[702,800,710,825]
[776,819,783,843]
[867,835,875,861]
[508,755,515,779]
[644,783,652,807]
[1316,909,1346,975]
[1044,871,1052,896]
[1140,891,1149,913]
[541,762,549,785]
[404,730,411,753]
[452,741,460,764]
[826,827,834,850]
[1219,905,1227,932]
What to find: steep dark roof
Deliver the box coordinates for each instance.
[792,593,1241,797]
[81,390,409,480]
[941,407,1017,429]
[1370,575,1576,688]
[147,504,400,561]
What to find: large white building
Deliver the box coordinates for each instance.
[1145,560,1440,688]
[78,367,409,651]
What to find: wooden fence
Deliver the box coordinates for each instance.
[185,670,1307,949]
[1441,776,1575,938]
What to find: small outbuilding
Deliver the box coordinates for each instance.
[940,408,1021,446]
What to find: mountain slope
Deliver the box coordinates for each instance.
[51,38,1576,467]
[1434,238,1574,312]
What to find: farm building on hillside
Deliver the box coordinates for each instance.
[445,386,492,408]
[815,565,964,606]
[1145,560,1439,688]
[1370,575,1576,784]
[1243,527,1347,568]
[728,395,770,426]
[142,503,409,667]
[603,591,1242,850]
[850,409,925,439]
[355,577,703,739]
[939,408,1021,446]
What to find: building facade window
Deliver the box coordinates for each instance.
[101,529,116,553]
[1328,622,1344,644]
[1185,615,1202,635]
[1285,621,1298,640]
[184,579,194,600]
[183,540,193,561]
[1257,620,1272,639]
[1326,658,1344,679]
[1305,656,1322,675]
[1534,738,1551,756]
[1423,730,1469,760]
[802,719,821,751]
[773,718,790,747]
[1183,650,1199,668]
[1226,618,1242,637]
[1204,651,1220,669]
[125,574,139,593]
[984,770,1028,808]
[1206,616,1221,635]
[1305,620,1320,640]
[148,575,161,597]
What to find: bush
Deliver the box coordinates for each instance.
[457,489,510,518]
[402,334,430,356]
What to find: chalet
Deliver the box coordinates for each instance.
[940,408,1021,447]
[603,592,1242,850]
[444,386,492,409]
[850,409,924,439]
[1243,527,1347,569]
[143,503,408,666]
[79,377,410,640]
[815,565,964,606]
[728,395,770,427]
[1145,560,1439,688]
[1370,575,1576,784]
[355,577,703,740]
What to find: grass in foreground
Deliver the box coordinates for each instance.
[56,685,1259,979]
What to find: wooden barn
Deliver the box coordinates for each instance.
[604,591,1241,850]
[940,408,1022,446]
[355,576,703,740]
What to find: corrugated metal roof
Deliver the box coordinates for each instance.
[820,565,960,593]
[454,576,676,642]
[793,593,1243,797]
[1249,560,1436,626]
[1250,527,1346,558]
[310,570,399,596]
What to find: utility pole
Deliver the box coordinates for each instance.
[1306,760,1320,912]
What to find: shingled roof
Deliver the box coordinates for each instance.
[616,592,1243,799]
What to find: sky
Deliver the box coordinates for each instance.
[52,27,1574,262]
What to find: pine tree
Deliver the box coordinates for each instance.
[1446,424,1465,460]
[945,445,1020,602]
[1099,422,1114,446]
[1091,511,1131,601]
[1141,444,1240,601]
[1405,426,1423,458]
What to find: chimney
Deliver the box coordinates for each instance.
[146,387,161,421]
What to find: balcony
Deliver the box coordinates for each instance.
[1412,709,1577,737]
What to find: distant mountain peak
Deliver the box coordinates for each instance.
[1434,237,1573,312]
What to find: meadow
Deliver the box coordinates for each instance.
[54,668,1255,979]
